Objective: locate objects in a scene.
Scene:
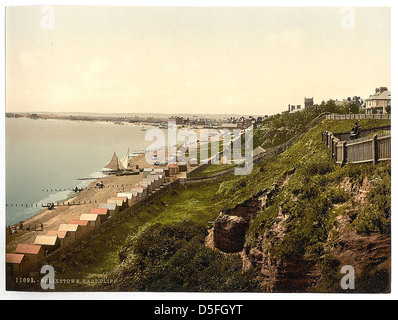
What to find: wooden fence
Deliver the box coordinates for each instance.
[326,113,391,120]
[322,130,391,165]
[32,179,181,269]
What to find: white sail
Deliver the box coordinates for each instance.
[121,148,130,169]
[105,152,126,170]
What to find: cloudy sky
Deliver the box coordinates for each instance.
[5,6,391,115]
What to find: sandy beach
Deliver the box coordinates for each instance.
[5,153,163,253]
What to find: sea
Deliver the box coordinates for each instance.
[5,117,165,226]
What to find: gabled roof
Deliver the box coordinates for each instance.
[110,196,127,202]
[117,192,134,199]
[99,203,117,211]
[34,235,58,246]
[70,220,89,226]
[89,208,109,215]
[366,90,391,101]
[6,253,26,264]
[15,244,42,255]
[58,224,80,232]
[47,230,68,239]
[80,214,99,222]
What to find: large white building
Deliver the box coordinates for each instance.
[365,87,391,114]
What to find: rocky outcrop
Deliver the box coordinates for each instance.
[208,170,294,254]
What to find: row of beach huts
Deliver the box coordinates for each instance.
[6,167,171,278]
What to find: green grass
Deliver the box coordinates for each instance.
[51,117,390,292]
[188,163,237,178]
[53,177,232,291]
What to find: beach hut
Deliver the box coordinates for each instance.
[69,219,91,234]
[167,163,179,175]
[15,244,45,266]
[132,185,148,198]
[145,176,160,190]
[80,214,101,228]
[117,192,136,206]
[34,235,60,254]
[142,177,156,189]
[99,203,119,216]
[154,168,165,175]
[130,188,145,201]
[6,253,29,276]
[58,224,83,240]
[137,181,152,194]
[143,168,153,178]
[47,230,70,247]
[89,208,110,222]
[108,196,128,210]
[177,163,187,172]
[106,199,125,211]
[163,167,170,177]
[152,175,162,188]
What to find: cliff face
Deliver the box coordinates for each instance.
[207,167,391,293]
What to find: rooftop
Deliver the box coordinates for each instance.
[99,203,117,210]
[366,88,391,100]
[15,244,42,255]
[80,214,99,221]
[6,253,26,264]
[89,208,109,215]
[70,220,89,226]
[47,230,68,239]
[34,235,58,246]
[58,224,80,232]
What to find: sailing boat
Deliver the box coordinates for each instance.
[121,148,130,169]
[103,151,126,172]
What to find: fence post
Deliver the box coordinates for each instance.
[342,141,347,165]
[373,134,378,165]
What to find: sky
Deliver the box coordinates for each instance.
[5,6,391,116]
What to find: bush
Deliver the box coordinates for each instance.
[105,221,260,292]
[356,173,391,235]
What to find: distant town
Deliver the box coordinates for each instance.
[6,87,391,131]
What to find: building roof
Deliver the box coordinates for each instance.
[70,220,89,226]
[58,224,80,232]
[107,199,124,206]
[34,235,58,246]
[47,230,68,239]
[80,214,99,222]
[6,253,26,264]
[110,196,127,202]
[99,203,117,211]
[15,244,42,255]
[167,163,179,168]
[366,90,391,101]
[117,192,134,199]
[130,187,144,193]
[89,208,109,216]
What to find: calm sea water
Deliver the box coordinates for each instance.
[5,117,163,226]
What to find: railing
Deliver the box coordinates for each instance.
[322,130,391,165]
[326,113,391,120]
